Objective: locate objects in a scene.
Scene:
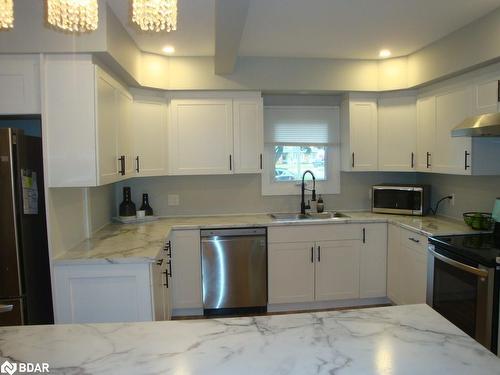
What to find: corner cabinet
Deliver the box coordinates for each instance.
[168,96,263,175]
[341,95,378,171]
[45,56,134,187]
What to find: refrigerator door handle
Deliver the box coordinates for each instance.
[0,304,13,313]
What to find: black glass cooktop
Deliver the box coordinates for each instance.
[429,233,500,267]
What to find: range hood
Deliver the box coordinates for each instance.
[451,112,500,137]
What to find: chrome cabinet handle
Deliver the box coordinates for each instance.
[411,152,414,169]
[352,152,355,168]
[135,156,140,173]
[260,154,263,170]
[362,228,366,243]
[310,247,314,263]
[0,304,13,313]
[464,150,470,170]
[317,246,321,262]
[408,237,420,243]
[426,152,431,168]
[229,155,232,171]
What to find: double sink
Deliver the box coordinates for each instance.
[269,212,350,221]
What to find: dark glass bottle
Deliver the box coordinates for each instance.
[119,187,136,217]
[140,193,154,216]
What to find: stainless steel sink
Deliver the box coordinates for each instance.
[269,212,350,221]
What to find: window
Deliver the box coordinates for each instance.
[262,106,340,196]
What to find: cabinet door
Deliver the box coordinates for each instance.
[151,258,166,321]
[378,95,416,171]
[54,263,153,324]
[116,89,134,178]
[387,224,401,304]
[359,224,387,298]
[315,240,360,301]
[400,243,428,304]
[416,96,436,172]
[434,87,473,175]
[132,100,168,177]
[349,99,378,171]
[171,230,202,309]
[233,99,264,173]
[169,99,234,175]
[96,73,119,185]
[474,80,500,115]
[268,242,315,304]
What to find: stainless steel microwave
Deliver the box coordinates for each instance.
[372,184,431,216]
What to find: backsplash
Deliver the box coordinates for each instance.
[417,173,500,219]
[114,172,417,217]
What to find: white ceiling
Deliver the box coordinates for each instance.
[107,0,500,59]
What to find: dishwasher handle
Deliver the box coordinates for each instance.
[201,228,266,237]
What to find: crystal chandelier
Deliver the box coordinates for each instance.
[0,0,14,29]
[132,0,177,32]
[47,0,98,32]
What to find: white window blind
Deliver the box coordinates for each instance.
[264,106,340,145]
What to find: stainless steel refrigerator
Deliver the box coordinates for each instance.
[0,127,53,325]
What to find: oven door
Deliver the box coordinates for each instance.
[427,244,495,351]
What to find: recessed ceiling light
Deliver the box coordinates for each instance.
[162,46,175,54]
[379,49,391,58]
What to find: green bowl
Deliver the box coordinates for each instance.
[463,212,493,230]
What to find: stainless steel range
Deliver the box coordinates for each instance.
[427,233,500,354]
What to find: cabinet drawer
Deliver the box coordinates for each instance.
[268,224,361,244]
[400,229,428,255]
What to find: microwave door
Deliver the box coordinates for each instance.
[427,245,495,351]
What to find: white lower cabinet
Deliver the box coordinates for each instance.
[387,225,428,305]
[170,229,203,312]
[268,223,386,305]
[315,240,360,301]
[54,253,171,324]
[360,223,388,298]
[268,242,315,304]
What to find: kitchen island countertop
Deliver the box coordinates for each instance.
[0,304,498,375]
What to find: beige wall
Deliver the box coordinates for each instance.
[417,174,500,219]
[47,185,115,257]
[114,172,417,217]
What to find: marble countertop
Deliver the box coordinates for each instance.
[1,304,498,374]
[54,212,479,265]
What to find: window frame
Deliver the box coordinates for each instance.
[261,106,341,196]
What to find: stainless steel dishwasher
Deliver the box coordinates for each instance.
[201,228,267,315]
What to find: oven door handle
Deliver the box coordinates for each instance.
[429,247,489,278]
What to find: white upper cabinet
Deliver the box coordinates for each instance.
[169,99,234,175]
[45,56,134,187]
[168,95,263,176]
[434,87,473,175]
[378,94,417,171]
[132,99,168,177]
[341,95,378,171]
[233,99,264,173]
[416,96,436,172]
[474,79,500,115]
[96,72,120,185]
[0,55,40,115]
